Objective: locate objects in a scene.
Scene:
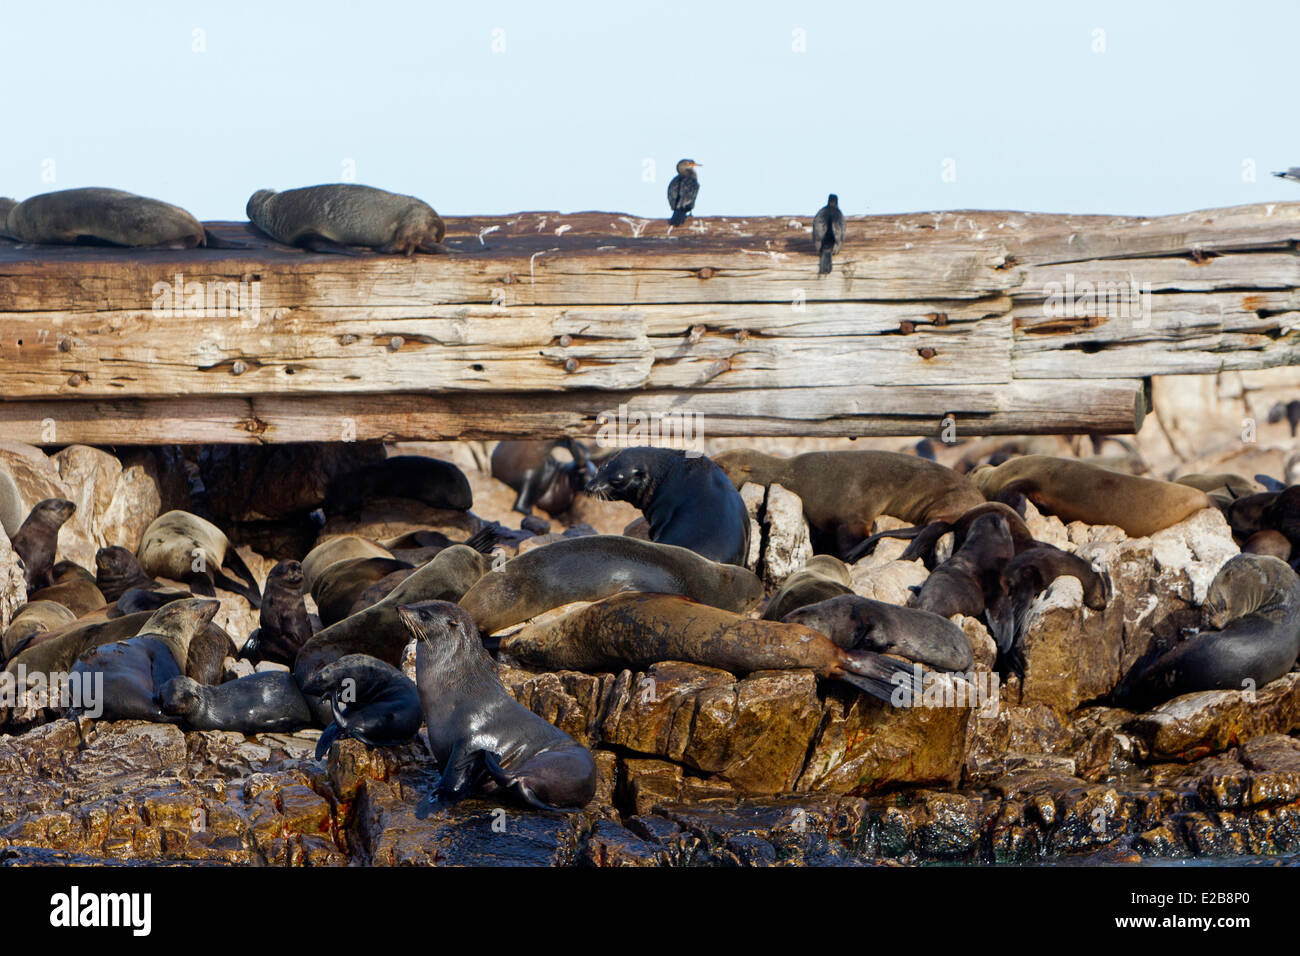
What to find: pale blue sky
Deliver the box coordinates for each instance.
[2,0,1296,220]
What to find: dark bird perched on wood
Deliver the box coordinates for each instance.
[667,159,701,227]
[1273,167,1300,184]
[812,194,844,275]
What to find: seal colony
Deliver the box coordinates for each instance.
[3,435,1300,827]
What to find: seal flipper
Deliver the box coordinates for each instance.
[436,744,489,801]
[189,573,217,598]
[299,234,368,256]
[481,751,564,812]
[844,524,929,564]
[464,524,502,555]
[1256,474,1286,493]
[836,649,926,706]
[314,721,343,760]
[216,547,262,609]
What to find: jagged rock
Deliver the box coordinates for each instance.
[0,441,96,570]
[580,819,669,866]
[1022,500,1071,549]
[739,483,764,572]
[956,615,997,670]
[0,524,25,631]
[849,558,928,606]
[761,484,812,586]
[1126,674,1300,761]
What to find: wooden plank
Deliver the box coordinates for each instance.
[0,380,1146,445]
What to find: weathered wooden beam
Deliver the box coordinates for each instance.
[0,380,1147,445]
[0,203,1295,441]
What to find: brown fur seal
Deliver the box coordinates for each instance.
[10,499,75,591]
[349,568,416,616]
[782,595,975,674]
[970,456,1212,537]
[311,555,413,627]
[246,184,447,256]
[498,591,924,703]
[70,599,220,722]
[0,188,234,248]
[715,449,985,556]
[293,544,487,681]
[26,576,105,618]
[910,513,1014,620]
[137,510,262,607]
[458,535,762,636]
[240,559,314,666]
[94,546,158,602]
[1115,554,1300,708]
[985,545,1111,667]
[160,672,314,733]
[857,501,1038,566]
[113,586,192,617]
[1175,473,1263,500]
[491,440,594,516]
[187,620,235,685]
[301,535,393,592]
[2,601,75,662]
[324,455,472,515]
[1244,530,1292,562]
[4,610,152,679]
[403,600,597,810]
[586,448,750,566]
[761,555,853,621]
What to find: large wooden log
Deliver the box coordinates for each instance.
[0,203,1295,442]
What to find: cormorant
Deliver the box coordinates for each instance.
[1274,168,1300,184]
[667,159,700,226]
[812,194,844,275]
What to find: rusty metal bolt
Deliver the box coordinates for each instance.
[918,347,937,359]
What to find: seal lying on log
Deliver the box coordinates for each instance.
[0,188,239,248]
[246,184,448,256]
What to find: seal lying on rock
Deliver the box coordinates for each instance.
[11,499,76,591]
[94,546,158,602]
[782,594,975,674]
[311,555,414,627]
[457,535,762,635]
[970,456,1212,537]
[404,600,597,811]
[160,672,315,734]
[1114,554,1300,709]
[761,555,853,621]
[498,592,926,703]
[1,601,75,662]
[137,510,262,607]
[586,447,750,567]
[323,455,472,514]
[246,184,448,256]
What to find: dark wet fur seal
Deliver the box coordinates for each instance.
[404,601,597,811]
[586,447,749,566]
[458,534,762,635]
[499,591,925,704]
[762,555,853,621]
[985,545,1110,667]
[311,555,413,627]
[783,594,974,672]
[910,513,1014,620]
[69,599,220,722]
[491,439,594,517]
[0,188,238,249]
[94,546,158,602]
[160,672,314,733]
[971,456,1212,537]
[112,586,192,617]
[323,455,472,515]
[300,654,422,759]
[11,498,75,591]
[137,510,262,608]
[246,184,448,256]
[293,545,487,681]
[1115,554,1300,708]
[240,560,313,667]
[715,449,985,558]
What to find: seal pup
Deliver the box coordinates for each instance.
[761,555,854,621]
[667,159,700,227]
[137,510,262,607]
[299,654,422,759]
[970,456,1212,537]
[715,449,985,558]
[69,599,220,722]
[293,545,488,681]
[586,448,750,566]
[782,595,975,673]
[0,188,237,248]
[239,559,313,667]
[246,184,447,256]
[160,672,315,734]
[404,601,597,810]
[491,439,594,516]
[26,574,105,618]
[984,545,1110,667]
[457,535,762,636]
[909,513,1014,620]
[323,455,473,515]
[1115,554,1300,708]
[10,499,76,591]
[812,194,844,275]
[94,546,158,602]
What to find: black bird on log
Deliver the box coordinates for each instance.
[812,193,844,275]
[667,159,701,227]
